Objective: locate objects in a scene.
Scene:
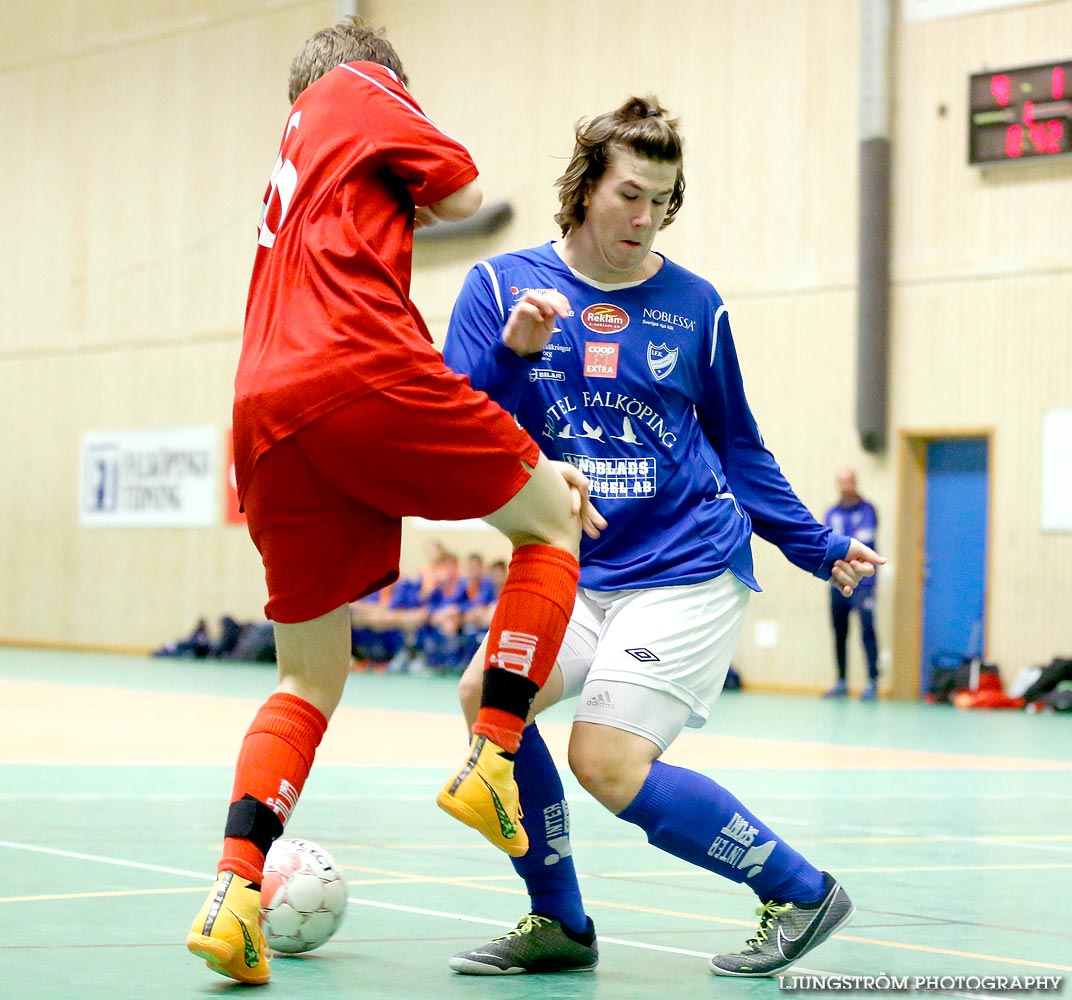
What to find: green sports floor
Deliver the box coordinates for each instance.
[1,646,1069,1000]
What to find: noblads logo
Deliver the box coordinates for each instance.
[581,303,630,334]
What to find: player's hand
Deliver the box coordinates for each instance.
[551,460,607,540]
[829,538,885,597]
[414,206,438,229]
[502,290,571,358]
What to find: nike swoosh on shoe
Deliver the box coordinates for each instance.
[776,893,839,960]
[478,776,517,838]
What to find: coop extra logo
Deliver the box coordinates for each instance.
[584,341,619,378]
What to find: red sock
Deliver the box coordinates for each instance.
[473,544,578,752]
[219,692,327,883]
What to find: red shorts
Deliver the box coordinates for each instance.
[243,368,539,623]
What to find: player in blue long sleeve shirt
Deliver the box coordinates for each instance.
[446,246,843,593]
[442,96,883,980]
[822,468,881,699]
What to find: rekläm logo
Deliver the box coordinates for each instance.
[582,304,630,334]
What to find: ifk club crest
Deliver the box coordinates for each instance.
[647,342,678,381]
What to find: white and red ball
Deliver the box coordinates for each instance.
[260,837,347,954]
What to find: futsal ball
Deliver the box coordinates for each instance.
[260,837,348,954]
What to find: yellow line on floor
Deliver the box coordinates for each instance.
[822,834,1072,844]
[423,881,1072,972]
[337,862,1072,972]
[595,863,1072,876]
[6,678,1071,770]
[3,873,1066,975]
[339,862,1072,882]
[335,841,647,850]
[981,834,1072,841]
[341,868,519,885]
[0,886,207,904]
[828,863,1072,874]
[332,834,1072,851]
[832,934,1072,973]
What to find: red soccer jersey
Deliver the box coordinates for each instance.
[233,61,478,498]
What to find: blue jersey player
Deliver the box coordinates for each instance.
[442,96,883,979]
[823,468,881,700]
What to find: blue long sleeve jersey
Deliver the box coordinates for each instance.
[443,242,851,592]
[824,499,878,595]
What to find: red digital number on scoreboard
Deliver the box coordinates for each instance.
[969,61,1072,165]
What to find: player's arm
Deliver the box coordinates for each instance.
[443,264,541,411]
[415,180,481,229]
[501,290,569,356]
[426,179,482,221]
[444,277,570,421]
[444,269,603,539]
[364,67,481,223]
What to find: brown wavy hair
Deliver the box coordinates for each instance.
[554,96,685,236]
[288,16,408,104]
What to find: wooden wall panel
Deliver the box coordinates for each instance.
[1,1,318,71]
[727,291,894,690]
[0,340,265,648]
[893,3,1072,280]
[2,0,1069,693]
[1,1,329,356]
[394,0,861,330]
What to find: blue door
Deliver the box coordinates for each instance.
[919,438,989,696]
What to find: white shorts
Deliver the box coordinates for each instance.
[556,572,751,750]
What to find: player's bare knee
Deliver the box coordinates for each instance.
[568,744,626,810]
[542,509,583,553]
[517,524,580,556]
[538,486,584,550]
[485,456,583,553]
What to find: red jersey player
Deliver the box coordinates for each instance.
[186,17,604,985]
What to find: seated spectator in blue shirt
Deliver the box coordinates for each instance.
[418,551,471,671]
[350,577,430,671]
[458,553,499,667]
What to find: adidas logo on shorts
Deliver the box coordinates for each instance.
[586,690,615,710]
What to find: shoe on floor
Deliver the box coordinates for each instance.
[860,682,878,701]
[822,681,848,699]
[449,914,598,975]
[437,734,528,856]
[186,871,271,985]
[708,872,854,977]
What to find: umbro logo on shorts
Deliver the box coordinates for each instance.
[625,647,660,662]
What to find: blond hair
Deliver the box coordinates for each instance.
[288,16,407,104]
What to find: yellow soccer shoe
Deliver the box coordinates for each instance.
[438,734,529,857]
[187,871,271,985]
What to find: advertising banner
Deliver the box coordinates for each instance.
[80,426,219,527]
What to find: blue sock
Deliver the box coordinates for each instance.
[618,760,824,903]
[511,723,588,932]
